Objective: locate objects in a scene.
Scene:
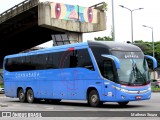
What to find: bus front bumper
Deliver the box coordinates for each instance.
[114,86,151,102]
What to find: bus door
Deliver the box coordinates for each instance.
[102,60,116,100]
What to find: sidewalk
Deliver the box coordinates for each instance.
[0,93,4,97]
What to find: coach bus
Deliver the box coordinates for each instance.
[3,41,157,107]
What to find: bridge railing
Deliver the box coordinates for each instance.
[0,0,39,23]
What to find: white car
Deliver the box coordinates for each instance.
[0,88,4,93]
[151,79,160,88]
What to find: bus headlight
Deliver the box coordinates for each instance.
[148,87,151,91]
[121,88,128,93]
[113,86,128,92]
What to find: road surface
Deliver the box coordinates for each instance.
[0,93,160,120]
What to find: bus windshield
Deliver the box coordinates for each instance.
[112,51,150,86]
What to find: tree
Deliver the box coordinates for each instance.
[134,40,160,69]
[94,36,113,41]
[133,40,151,52]
[94,26,113,41]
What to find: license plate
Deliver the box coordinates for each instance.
[135,96,142,99]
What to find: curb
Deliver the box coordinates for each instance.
[152,91,160,92]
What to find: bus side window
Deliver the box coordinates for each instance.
[103,60,115,81]
[70,56,78,68]
[67,49,94,70]
[77,49,95,71]
[5,59,11,71]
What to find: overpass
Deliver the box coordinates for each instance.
[0,0,106,67]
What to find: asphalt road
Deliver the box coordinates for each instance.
[0,93,160,120]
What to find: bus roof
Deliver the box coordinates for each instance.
[5,42,89,58]
[88,41,142,52]
[4,41,142,59]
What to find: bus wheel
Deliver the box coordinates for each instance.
[88,90,101,107]
[118,101,129,106]
[18,89,26,103]
[26,89,34,103]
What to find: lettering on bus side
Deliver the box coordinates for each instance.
[15,72,40,79]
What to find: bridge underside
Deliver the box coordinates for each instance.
[0,6,64,66]
[0,1,106,68]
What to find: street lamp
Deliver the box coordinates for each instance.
[119,5,143,43]
[112,0,115,41]
[142,25,155,80]
[142,25,155,58]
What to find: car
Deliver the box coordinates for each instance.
[151,79,160,88]
[0,87,4,94]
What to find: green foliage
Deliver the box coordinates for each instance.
[134,40,144,43]
[0,84,4,88]
[93,2,108,11]
[102,2,108,11]
[94,36,113,41]
[94,24,113,41]
[152,86,160,92]
[134,40,160,69]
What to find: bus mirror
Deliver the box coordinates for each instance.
[101,54,120,69]
[144,55,157,69]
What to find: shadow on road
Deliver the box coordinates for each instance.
[9,99,145,109]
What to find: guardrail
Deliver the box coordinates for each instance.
[0,0,39,22]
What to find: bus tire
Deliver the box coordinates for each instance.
[88,90,101,107]
[26,89,34,103]
[118,101,129,106]
[18,89,26,103]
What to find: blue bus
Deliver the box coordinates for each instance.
[3,41,157,107]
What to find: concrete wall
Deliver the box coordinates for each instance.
[0,0,106,44]
[38,2,106,42]
[38,2,106,33]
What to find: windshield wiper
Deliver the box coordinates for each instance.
[128,64,136,85]
[129,63,146,84]
[135,64,146,84]
[128,62,146,85]
[119,80,128,85]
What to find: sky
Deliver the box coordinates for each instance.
[0,0,160,47]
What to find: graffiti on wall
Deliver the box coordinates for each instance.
[50,2,98,23]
